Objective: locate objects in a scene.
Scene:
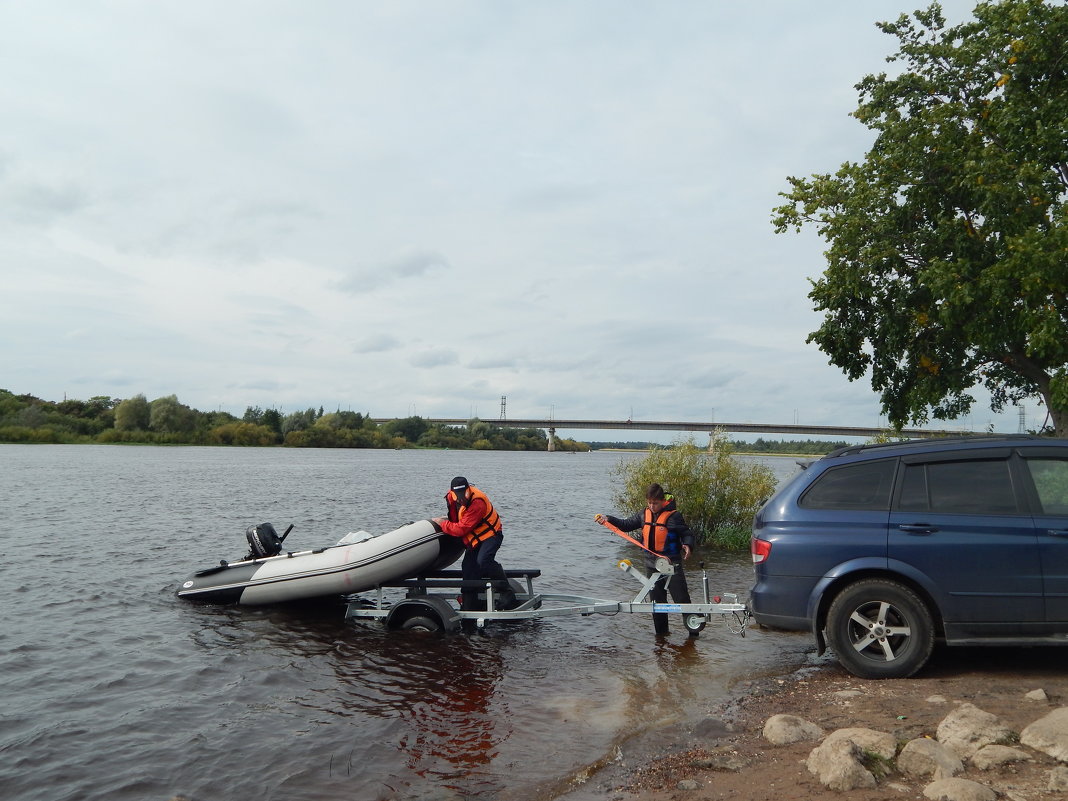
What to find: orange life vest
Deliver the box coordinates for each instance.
[642,508,672,552]
[446,485,502,547]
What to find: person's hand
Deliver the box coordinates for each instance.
[682,544,692,560]
[594,513,606,524]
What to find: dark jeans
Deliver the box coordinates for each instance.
[645,555,691,635]
[461,533,509,610]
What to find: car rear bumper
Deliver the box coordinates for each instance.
[749,574,816,631]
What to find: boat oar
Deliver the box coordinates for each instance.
[593,515,662,557]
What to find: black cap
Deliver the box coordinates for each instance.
[450,476,469,492]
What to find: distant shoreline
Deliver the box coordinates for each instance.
[0,441,830,457]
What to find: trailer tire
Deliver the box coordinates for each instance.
[399,615,443,633]
[684,614,706,635]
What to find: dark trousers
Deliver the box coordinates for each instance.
[645,556,691,635]
[461,533,509,610]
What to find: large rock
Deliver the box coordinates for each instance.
[807,737,877,791]
[1021,706,1068,762]
[970,744,1032,770]
[762,714,824,745]
[821,727,897,759]
[1049,765,1068,792]
[897,737,963,780]
[806,727,898,790]
[935,703,1013,759]
[922,777,997,801]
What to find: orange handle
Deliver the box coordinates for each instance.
[595,516,661,557]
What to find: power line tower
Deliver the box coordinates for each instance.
[500,395,507,420]
[1018,404,1026,433]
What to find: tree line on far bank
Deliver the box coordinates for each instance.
[0,389,589,451]
[586,438,850,454]
[0,389,861,455]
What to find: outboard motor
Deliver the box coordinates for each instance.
[245,522,284,559]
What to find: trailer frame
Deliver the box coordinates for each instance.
[344,557,751,636]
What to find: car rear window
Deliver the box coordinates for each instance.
[897,458,1019,514]
[799,459,895,510]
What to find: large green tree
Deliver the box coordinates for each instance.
[114,394,150,431]
[773,0,1068,435]
[149,394,196,434]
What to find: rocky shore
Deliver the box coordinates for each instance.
[554,644,1068,801]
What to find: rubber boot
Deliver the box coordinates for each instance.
[652,612,669,636]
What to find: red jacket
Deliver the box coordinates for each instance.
[440,486,502,546]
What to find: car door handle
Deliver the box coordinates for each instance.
[898,524,938,535]
[1048,529,1068,537]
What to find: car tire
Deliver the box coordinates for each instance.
[825,579,934,679]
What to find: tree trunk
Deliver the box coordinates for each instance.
[1051,408,1068,438]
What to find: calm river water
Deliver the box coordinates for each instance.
[0,445,808,801]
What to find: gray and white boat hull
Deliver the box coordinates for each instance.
[177,519,463,605]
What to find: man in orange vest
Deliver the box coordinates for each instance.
[601,483,695,636]
[435,476,516,611]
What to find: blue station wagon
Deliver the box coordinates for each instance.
[749,435,1068,678]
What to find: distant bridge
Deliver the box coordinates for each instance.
[371,417,975,451]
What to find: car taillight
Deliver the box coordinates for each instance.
[751,538,771,564]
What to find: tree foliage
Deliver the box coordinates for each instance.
[773,0,1068,435]
[114,394,150,431]
[0,390,573,452]
[610,433,777,549]
[0,393,582,453]
[149,394,196,434]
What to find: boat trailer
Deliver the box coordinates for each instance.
[344,557,751,637]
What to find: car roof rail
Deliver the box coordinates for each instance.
[825,433,1044,459]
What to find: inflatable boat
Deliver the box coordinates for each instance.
[176,519,464,605]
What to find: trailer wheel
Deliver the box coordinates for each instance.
[399,615,443,633]
[684,614,706,635]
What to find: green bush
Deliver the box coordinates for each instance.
[0,425,64,443]
[610,432,777,549]
[208,422,279,446]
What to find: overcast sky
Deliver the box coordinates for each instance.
[1,0,1033,441]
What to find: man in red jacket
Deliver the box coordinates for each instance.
[435,476,516,610]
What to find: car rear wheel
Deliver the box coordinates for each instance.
[826,579,934,679]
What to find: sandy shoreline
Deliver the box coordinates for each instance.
[550,642,1068,801]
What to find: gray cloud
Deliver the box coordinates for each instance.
[353,334,402,354]
[336,249,451,294]
[410,349,459,368]
[684,370,741,391]
[467,355,522,370]
[6,181,89,225]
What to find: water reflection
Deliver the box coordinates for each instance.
[653,636,700,668]
[398,637,504,778]
[335,628,510,797]
[195,600,511,796]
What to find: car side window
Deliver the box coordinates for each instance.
[897,463,928,512]
[799,460,895,510]
[897,459,1018,514]
[1025,458,1068,515]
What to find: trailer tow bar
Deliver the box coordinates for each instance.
[615,558,750,637]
